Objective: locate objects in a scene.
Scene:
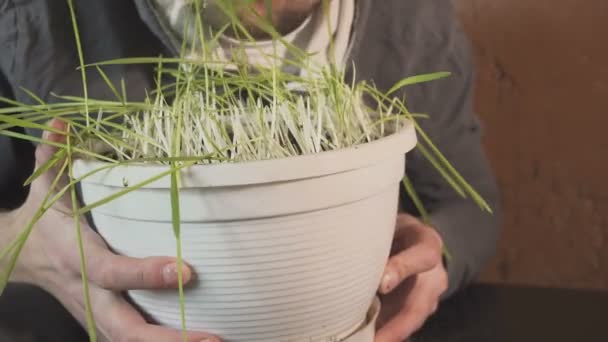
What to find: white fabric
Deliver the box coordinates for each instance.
[151,0,355,75]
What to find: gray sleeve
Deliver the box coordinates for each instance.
[398,2,502,298]
[0,5,34,208]
[0,71,32,209]
[0,74,17,185]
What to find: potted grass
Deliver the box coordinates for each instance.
[0,1,490,341]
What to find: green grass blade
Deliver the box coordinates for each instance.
[67,0,89,127]
[24,149,67,186]
[167,37,188,340]
[170,166,187,342]
[83,57,231,68]
[120,79,127,103]
[413,122,492,212]
[66,124,97,342]
[401,175,452,262]
[18,87,47,106]
[0,129,116,163]
[169,171,182,243]
[0,234,20,264]
[0,114,67,135]
[416,143,465,198]
[402,175,430,223]
[95,66,124,103]
[386,72,451,97]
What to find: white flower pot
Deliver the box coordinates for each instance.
[341,297,381,342]
[73,123,416,342]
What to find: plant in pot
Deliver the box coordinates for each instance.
[0,1,491,341]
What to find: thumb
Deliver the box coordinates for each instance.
[35,119,67,168]
[29,119,71,208]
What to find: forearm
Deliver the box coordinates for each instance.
[0,204,41,285]
[0,209,20,274]
[0,208,17,239]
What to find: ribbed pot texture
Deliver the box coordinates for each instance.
[73,123,417,342]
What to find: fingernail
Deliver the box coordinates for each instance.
[163,263,191,286]
[381,271,398,293]
[162,263,179,285]
[199,338,217,342]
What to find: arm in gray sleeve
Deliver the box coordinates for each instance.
[1,71,35,209]
[398,1,502,298]
[0,15,35,208]
[0,72,31,209]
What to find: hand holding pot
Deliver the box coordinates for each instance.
[374,214,448,342]
[7,120,219,342]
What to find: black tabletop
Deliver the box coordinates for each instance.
[1,283,607,342]
[412,283,608,342]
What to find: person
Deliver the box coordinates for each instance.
[0,0,501,341]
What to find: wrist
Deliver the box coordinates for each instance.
[0,207,19,242]
[0,208,22,280]
[1,204,41,284]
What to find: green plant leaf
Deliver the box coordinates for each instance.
[19,87,47,106]
[401,175,452,262]
[0,129,116,163]
[24,149,67,186]
[95,66,124,103]
[413,122,492,213]
[65,122,97,342]
[386,72,452,97]
[402,175,430,222]
[416,142,465,197]
[169,165,187,342]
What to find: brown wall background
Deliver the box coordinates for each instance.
[452,0,608,290]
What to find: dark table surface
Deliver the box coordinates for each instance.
[411,283,608,342]
[1,283,607,342]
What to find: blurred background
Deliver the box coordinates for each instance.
[452,0,608,290]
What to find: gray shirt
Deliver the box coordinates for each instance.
[0,0,500,298]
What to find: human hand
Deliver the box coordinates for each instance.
[8,120,220,342]
[374,214,448,342]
